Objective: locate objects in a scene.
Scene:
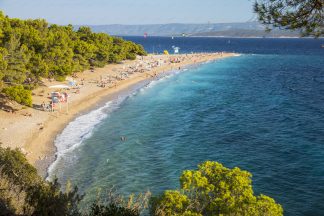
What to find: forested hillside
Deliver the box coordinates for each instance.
[0,11,146,105]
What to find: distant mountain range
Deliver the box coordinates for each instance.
[77,22,300,38]
[190,29,300,38]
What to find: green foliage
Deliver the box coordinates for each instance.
[0,146,83,215]
[2,85,32,106]
[88,203,139,216]
[0,146,151,216]
[0,48,7,88]
[150,191,199,216]
[3,36,31,84]
[0,10,147,97]
[27,178,83,216]
[86,190,151,216]
[151,161,283,216]
[254,0,323,37]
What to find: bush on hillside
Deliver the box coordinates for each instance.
[150,161,283,216]
[0,146,150,216]
[0,147,82,215]
[87,191,151,216]
[2,85,32,106]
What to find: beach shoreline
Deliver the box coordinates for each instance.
[0,52,236,176]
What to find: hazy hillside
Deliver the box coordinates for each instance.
[82,22,266,36]
[77,22,300,37]
[191,29,300,38]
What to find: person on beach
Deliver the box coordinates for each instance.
[41,101,46,111]
[50,101,55,112]
[63,92,68,102]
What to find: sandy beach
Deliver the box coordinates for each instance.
[0,52,235,176]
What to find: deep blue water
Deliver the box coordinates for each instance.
[123,36,324,56]
[49,37,324,215]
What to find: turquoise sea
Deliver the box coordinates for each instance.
[48,38,324,215]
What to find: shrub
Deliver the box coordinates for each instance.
[87,191,151,216]
[0,147,83,215]
[126,53,136,60]
[55,75,66,82]
[2,85,33,107]
[151,161,283,216]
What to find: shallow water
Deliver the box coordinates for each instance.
[49,38,324,215]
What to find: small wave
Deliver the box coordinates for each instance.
[202,61,211,65]
[138,70,179,93]
[47,68,186,179]
[47,97,126,180]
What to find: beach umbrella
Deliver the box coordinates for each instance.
[68,81,76,86]
[49,84,70,89]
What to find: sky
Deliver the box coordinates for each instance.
[0,0,255,25]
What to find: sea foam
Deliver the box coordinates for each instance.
[47,97,125,180]
[46,69,182,179]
